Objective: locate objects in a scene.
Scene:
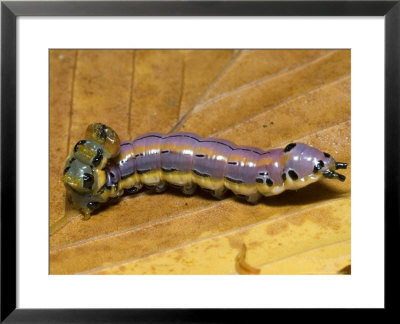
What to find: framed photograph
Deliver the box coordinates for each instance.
[1,0,398,321]
[49,48,352,277]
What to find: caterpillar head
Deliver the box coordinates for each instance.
[63,154,109,192]
[62,123,121,216]
[63,155,109,214]
[282,143,347,188]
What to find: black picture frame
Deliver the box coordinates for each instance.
[1,0,399,321]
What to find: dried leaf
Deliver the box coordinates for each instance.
[50,49,351,274]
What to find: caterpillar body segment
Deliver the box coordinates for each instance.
[63,123,348,217]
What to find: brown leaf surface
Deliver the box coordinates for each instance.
[49,49,351,274]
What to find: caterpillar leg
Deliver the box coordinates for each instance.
[211,187,227,200]
[234,192,261,204]
[125,185,141,195]
[245,193,262,205]
[182,184,197,196]
[155,181,168,193]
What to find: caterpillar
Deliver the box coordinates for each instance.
[62,123,348,217]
